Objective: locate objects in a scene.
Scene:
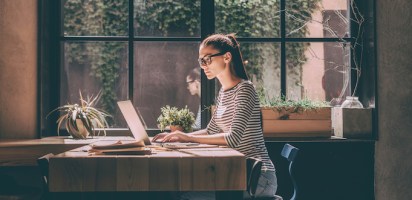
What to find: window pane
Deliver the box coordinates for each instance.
[286,0,349,38]
[134,0,201,37]
[63,0,128,36]
[242,43,281,100]
[61,42,129,128]
[134,42,200,129]
[215,0,280,37]
[286,42,350,105]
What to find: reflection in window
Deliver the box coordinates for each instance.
[134,42,200,128]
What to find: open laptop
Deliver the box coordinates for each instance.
[117,100,218,149]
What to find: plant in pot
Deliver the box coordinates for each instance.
[157,105,195,132]
[48,91,111,139]
[258,92,332,138]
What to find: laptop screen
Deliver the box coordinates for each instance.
[117,100,151,145]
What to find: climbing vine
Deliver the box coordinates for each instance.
[63,0,322,124]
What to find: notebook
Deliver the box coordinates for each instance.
[117,100,218,149]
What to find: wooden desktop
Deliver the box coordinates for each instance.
[48,143,246,200]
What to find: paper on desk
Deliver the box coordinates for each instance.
[89,147,152,155]
[90,140,145,150]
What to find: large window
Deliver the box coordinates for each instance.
[40,0,375,135]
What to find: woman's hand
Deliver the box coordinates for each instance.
[161,130,192,143]
[152,132,169,142]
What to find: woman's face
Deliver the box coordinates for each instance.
[198,45,228,80]
[186,76,199,96]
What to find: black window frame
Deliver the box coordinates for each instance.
[39,0,377,138]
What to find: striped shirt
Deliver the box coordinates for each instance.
[207,80,275,171]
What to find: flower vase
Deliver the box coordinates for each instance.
[170,125,184,132]
[67,119,91,139]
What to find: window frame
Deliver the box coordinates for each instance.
[39,0,376,138]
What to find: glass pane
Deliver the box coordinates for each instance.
[63,0,128,36]
[213,43,281,104]
[215,0,280,37]
[286,42,350,105]
[134,42,200,129]
[61,42,128,128]
[286,0,349,38]
[134,0,201,37]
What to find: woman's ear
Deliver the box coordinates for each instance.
[223,52,232,63]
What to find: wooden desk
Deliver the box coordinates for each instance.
[49,145,246,199]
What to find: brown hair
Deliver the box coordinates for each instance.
[200,33,249,80]
[187,68,201,81]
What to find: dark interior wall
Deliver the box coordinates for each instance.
[375,0,412,199]
[0,0,38,139]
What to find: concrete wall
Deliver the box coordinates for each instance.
[0,0,38,139]
[375,0,412,199]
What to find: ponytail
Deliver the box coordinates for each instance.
[225,34,249,80]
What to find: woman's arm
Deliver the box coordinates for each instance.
[189,133,227,145]
[161,132,228,146]
[188,129,208,136]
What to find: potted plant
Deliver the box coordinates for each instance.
[48,91,111,139]
[157,105,195,132]
[259,94,332,138]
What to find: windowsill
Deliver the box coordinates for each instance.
[264,135,376,143]
[0,136,134,167]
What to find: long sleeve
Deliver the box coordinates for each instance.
[223,83,257,148]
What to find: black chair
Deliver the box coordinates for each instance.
[246,158,283,200]
[246,157,263,198]
[37,153,54,200]
[280,144,299,200]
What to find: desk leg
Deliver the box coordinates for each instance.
[215,191,243,200]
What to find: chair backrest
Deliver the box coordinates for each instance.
[281,144,299,200]
[37,153,54,193]
[246,157,263,198]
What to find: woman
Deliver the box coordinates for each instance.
[153,33,277,198]
[186,68,201,129]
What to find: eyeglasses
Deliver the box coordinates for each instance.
[198,52,226,66]
[186,80,196,85]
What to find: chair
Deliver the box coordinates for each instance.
[246,158,283,200]
[246,157,263,198]
[37,153,54,200]
[280,144,299,200]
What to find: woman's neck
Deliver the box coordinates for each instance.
[218,75,242,91]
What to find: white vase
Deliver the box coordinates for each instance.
[67,119,91,139]
[341,96,364,108]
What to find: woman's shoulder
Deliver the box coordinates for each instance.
[237,79,255,90]
[234,80,257,94]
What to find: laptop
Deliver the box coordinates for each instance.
[117,100,218,149]
[117,100,152,145]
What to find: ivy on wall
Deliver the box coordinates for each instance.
[64,0,128,119]
[63,0,321,121]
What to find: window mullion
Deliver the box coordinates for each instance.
[200,0,215,129]
[128,0,134,102]
[280,0,286,97]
